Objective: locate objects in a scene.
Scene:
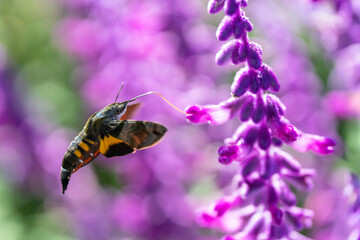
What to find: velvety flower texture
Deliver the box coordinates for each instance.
[186,1,335,239]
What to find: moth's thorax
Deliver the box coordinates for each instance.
[98,102,129,120]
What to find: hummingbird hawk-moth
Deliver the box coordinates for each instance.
[60,92,167,194]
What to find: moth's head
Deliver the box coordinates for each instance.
[102,101,129,120]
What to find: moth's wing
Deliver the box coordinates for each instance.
[99,120,167,158]
[120,103,141,120]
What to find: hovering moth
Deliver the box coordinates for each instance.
[60,92,168,194]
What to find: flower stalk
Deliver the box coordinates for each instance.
[186,1,336,239]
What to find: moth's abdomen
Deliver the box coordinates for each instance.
[61,134,99,193]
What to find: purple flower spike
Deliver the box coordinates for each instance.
[218,144,240,164]
[208,0,226,14]
[240,95,254,121]
[248,70,260,93]
[190,0,336,238]
[231,68,250,97]
[217,16,235,41]
[268,118,299,143]
[252,95,265,123]
[290,133,336,155]
[247,42,263,70]
[224,0,238,16]
[260,64,279,92]
[216,40,238,65]
[258,123,271,150]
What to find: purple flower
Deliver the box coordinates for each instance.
[290,133,336,155]
[186,97,244,124]
[186,1,336,239]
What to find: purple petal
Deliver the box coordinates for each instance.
[285,207,314,230]
[290,133,336,155]
[231,68,250,97]
[216,40,238,65]
[185,104,231,125]
[268,117,299,143]
[274,150,301,173]
[208,0,226,14]
[247,42,262,70]
[217,16,235,41]
[218,144,240,164]
[281,168,315,191]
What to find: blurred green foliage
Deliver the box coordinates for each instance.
[0,0,82,128]
[0,0,81,239]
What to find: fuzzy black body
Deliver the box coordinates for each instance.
[61,102,167,194]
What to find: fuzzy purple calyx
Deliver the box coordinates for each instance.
[217,15,234,41]
[231,68,250,97]
[216,40,239,65]
[232,42,247,64]
[247,42,263,70]
[224,0,238,16]
[260,64,280,92]
[208,0,226,14]
[252,95,265,123]
[248,70,260,93]
[258,123,271,149]
[269,119,299,143]
[240,95,254,121]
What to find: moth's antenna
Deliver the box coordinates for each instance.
[128,91,186,114]
[115,82,125,102]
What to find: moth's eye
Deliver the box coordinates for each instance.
[115,106,126,115]
[115,108,122,115]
